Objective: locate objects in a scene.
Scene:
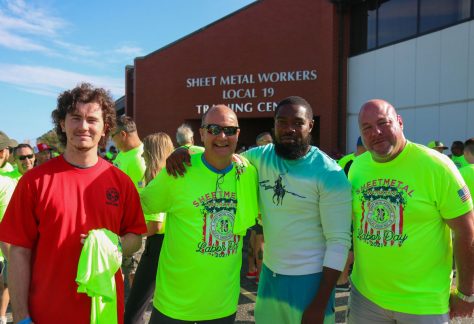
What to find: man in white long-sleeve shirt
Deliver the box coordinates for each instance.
[243,96,352,324]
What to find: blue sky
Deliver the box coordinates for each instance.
[0,0,256,143]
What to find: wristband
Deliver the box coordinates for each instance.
[455,289,474,303]
[18,317,32,324]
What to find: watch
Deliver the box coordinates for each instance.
[455,289,474,303]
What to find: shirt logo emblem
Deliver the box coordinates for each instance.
[106,188,119,206]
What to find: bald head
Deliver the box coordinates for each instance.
[358,99,406,163]
[359,99,398,123]
[202,105,238,127]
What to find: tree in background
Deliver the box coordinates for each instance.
[36,130,62,153]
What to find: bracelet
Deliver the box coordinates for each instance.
[18,317,33,324]
[455,288,474,303]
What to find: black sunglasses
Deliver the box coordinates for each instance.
[17,154,34,161]
[201,124,239,136]
[110,130,121,137]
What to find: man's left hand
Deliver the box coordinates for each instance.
[449,293,474,319]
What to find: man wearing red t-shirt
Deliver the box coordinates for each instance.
[0,83,147,324]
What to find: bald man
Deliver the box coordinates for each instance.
[140,105,258,323]
[348,99,474,323]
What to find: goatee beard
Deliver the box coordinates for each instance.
[274,136,312,160]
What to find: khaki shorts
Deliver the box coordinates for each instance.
[347,284,449,324]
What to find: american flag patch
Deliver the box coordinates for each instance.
[458,185,471,203]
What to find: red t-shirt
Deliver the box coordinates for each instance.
[0,156,147,324]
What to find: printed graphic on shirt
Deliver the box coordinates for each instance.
[106,188,119,206]
[355,179,413,248]
[458,185,471,203]
[259,173,306,205]
[193,191,240,257]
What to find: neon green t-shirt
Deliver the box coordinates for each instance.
[0,175,15,261]
[4,169,21,182]
[0,162,14,175]
[459,164,474,201]
[76,229,122,324]
[140,153,258,321]
[0,174,16,220]
[451,155,469,169]
[337,153,355,170]
[144,212,166,234]
[349,141,472,315]
[180,145,205,155]
[113,144,146,190]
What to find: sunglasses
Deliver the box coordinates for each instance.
[110,129,122,137]
[17,154,34,161]
[201,124,239,136]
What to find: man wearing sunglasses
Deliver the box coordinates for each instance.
[8,144,36,180]
[141,105,258,323]
[0,173,14,324]
[0,131,17,324]
[166,96,352,324]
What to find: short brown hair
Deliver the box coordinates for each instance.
[52,83,116,147]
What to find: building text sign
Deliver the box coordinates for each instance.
[185,69,317,114]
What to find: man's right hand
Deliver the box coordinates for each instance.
[166,147,192,177]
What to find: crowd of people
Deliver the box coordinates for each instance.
[0,82,472,324]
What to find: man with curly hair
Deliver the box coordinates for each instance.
[0,83,147,324]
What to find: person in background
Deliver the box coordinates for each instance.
[246,131,273,284]
[0,174,15,324]
[98,146,107,159]
[0,132,17,174]
[0,132,19,323]
[0,143,37,319]
[427,140,448,154]
[112,115,146,189]
[6,147,16,171]
[460,138,474,198]
[348,99,474,323]
[338,136,366,176]
[124,132,174,324]
[111,115,147,289]
[176,123,204,154]
[35,143,55,166]
[255,132,273,147]
[336,137,367,292]
[105,145,118,162]
[8,144,36,180]
[450,140,469,169]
